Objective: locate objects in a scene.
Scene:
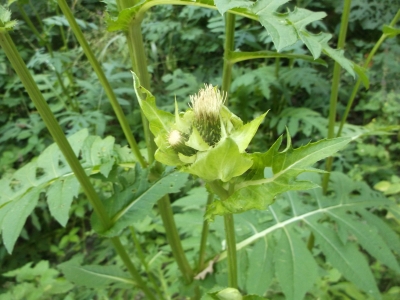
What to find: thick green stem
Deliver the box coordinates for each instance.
[322,0,352,194]
[224,214,238,288]
[337,8,400,137]
[208,181,237,288]
[158,195,194,284]
[197,193,213,271]
[221,13,235,101]
[0,25,155,300]
[57,0,146,168]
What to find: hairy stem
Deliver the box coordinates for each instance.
[322,0,352,194]
[57,0,147,168]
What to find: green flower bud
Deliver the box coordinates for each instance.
[190,84,225,146]
[167,129,197,156]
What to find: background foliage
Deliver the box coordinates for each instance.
[0,0,399,299]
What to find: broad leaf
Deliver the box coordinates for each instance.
[274,227,318,300]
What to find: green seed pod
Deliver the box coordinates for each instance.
[167,129,197,156]
[190,84,225,146]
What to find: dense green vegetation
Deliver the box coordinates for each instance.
[0,0,399,299]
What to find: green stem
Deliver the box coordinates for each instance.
[130,227,164,299]
[197,193,213,271]
[158,195,194,284]
[321,0,351,194]
[116,0,194,285]
[57,0,147,168]
[126,23,156,163]
[224,214,238,288]
[208,181,237,288]
[0,24,155,300]
[221,13,235,101]
[337,8,400,137]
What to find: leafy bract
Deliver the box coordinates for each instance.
[91,166,189,237]
[0,129,138,253]
[184,138,253,182]
[205,135,351,220]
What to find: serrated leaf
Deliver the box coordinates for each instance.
[275,228,318,300]
[305,217,381,299]
[328,210,400,273]
[358,210,400,255]
[185,138,253,182]
[47,176,80,227]
[91,166,189,237]
[58,260,134,288]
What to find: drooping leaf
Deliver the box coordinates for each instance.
[274,227,318,300]
[91,166,189,237]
